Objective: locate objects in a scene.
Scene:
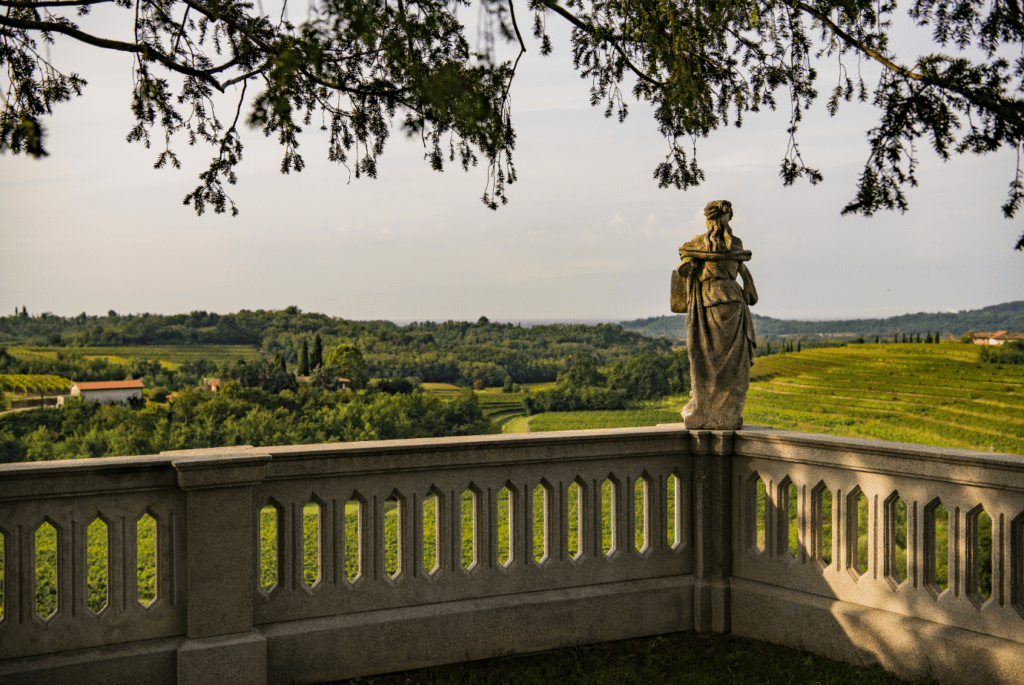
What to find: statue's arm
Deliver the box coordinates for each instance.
[739,262,758,306]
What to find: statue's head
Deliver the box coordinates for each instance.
[703,200,734,251]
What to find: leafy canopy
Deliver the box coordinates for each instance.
[2,0,1023,248]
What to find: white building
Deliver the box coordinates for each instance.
[64,380,145,405]
[971,331,1024,345]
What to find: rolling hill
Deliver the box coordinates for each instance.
[620,301,1024,341]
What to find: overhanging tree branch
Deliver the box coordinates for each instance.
[536,0,664,87]
[1,0,1022,249]
[0,14,229,91]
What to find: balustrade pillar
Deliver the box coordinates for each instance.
[173,452,271,685]
[690,430,734,633]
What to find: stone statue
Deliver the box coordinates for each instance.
[670,200,757,430]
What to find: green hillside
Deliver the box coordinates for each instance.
[621,301,1024,341]
[744,343,1024,454]
[521,344,1023,455]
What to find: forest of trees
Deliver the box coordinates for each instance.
[0,310,672,387]
[0,309,688,462]
[0,384,494,462]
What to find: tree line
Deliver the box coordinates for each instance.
[621,302,1024,341]
[0,383,493,463]
[525,352,689,414]
[0,311,672,389]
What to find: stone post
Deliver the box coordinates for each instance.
[690,430,733,633]
[173,453,271,685]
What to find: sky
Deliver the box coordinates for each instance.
[1,4,1021,324]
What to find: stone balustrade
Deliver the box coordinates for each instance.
[0,426,1021,684]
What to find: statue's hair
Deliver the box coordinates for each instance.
[703,200,732,221]
[703,200,734,252]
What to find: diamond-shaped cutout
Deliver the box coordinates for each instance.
[136,512,157,607]
[667,472,682,550]
[925,498,950,597]
[35,519,59,620]
[848,488,869,577]
[302,497,324,589]
[634,474,651,554]
[600,477,617,557]
[884,492,909,589]
[86,516,110,614]
[497,483,517,568]
[461,486,479,571]
[967,504,993,608]
[384,491,404,580]
[259,501,282,593]
[567,477,587,561]
[423,488,443,576]
[532,481,551,564]
[344,493,365,584]
[750,474,766,553]
[812,482,834,567]
[780,478,798,560]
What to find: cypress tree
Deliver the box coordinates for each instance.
[797,341,802,352]
[299,341,310,375]
[311,334,323,369]
[934,331,941,343]
[902,333,907,343]
[875,334,880,343]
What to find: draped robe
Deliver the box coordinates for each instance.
[677,239,757,430]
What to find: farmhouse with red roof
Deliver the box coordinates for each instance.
[971,331,1024,345]
[63,379,145,406]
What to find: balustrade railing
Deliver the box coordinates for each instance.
[0,426,1021,685]
[731,432,1023,642]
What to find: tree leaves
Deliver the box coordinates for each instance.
[2,0,1023,249]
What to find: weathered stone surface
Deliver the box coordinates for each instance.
[2,428,1022,685]
[177,632,267,685]
[671,200,757,430]
[731,578,1024,685]
[261,576,694,684]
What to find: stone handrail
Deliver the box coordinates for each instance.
[0,426,1021,684]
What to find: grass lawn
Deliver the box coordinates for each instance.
[529,408,684,432]
[321,631,938,684]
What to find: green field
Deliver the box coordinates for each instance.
[744,343,1024,453]
[475,392,529,425]
[14,345,262,368]
[528,407,684,432]
[519,344,1023,455]
[0,374,70,394]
